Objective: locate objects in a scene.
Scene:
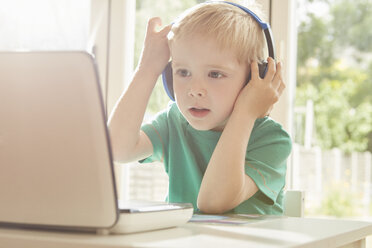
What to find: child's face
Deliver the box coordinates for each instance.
[170,34,248,131]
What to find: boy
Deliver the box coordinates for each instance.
[108,1,292,215]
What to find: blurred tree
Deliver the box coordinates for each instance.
[318,185,359,217]
[296,0,372,153]
[296,64,372,152]
[296,13,335,74]
[331,0,372,54]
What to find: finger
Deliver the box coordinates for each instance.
[250,61,259,80]
[146,17,162,34]
[272,61,282,90]
[160,23,172,36]
[264,57,276,81]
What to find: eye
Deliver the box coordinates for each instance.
[176,69,191,77]
[208,71,224,79]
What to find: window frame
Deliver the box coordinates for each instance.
[90,0,136,200]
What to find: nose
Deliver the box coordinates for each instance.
[188,78,207,98]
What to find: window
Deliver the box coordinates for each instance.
[293,0,372,218]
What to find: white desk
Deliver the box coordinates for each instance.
[1,216,372,248]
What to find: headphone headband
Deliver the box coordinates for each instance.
[219,1,268,29]
[221,1,275,58]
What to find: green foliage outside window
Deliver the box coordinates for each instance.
[296,0,372,153]
[317,185,359,217]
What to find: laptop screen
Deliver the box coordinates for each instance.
[0,51,118,230]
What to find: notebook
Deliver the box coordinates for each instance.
[0,51,193,234]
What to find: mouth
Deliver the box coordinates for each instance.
[188,107,210,118]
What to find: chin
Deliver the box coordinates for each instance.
[187,120,222,131]
[190,124,211,131]
[185,120,209,131]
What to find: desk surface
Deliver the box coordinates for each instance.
[1,216,372,248]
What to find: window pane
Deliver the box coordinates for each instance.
[294,0,372,219]
[0,0,90,50]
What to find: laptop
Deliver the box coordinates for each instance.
[0,51,193,234]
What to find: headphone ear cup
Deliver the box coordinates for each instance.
[258,62,268,79]
[162,62,175,101]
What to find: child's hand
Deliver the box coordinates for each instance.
[138,17,172,77]
[234,58,285,119]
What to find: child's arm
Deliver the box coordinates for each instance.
[107,17,171,163]
[197,58,285,214]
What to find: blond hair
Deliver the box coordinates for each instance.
[168,1,266,65]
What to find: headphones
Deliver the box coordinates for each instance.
[162,1,276,101]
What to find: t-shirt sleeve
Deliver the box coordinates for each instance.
[245,117,292,205]
[139,107,170,164]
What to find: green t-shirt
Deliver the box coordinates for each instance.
[141,103,292,214]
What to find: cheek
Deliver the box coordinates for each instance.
[173,81,189,105]
[216,83,243,103]
[217,84,244,115]
[173,81,182,98]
